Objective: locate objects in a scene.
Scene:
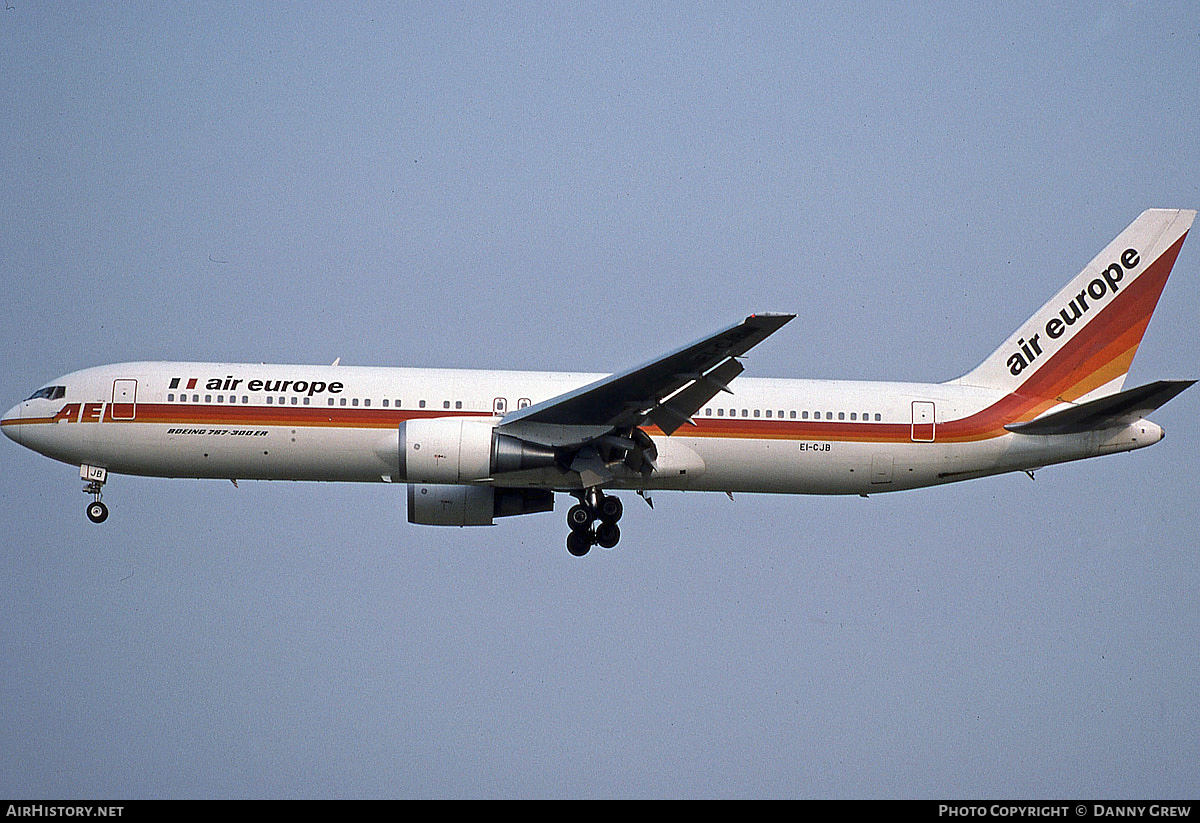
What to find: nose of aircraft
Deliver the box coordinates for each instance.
[2,403,23,446]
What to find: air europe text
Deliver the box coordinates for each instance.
[170,375,344,397]
[1006,247,1140,376]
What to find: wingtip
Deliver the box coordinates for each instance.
[748,312,796,323]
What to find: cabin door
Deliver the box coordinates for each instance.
[111,379,137,420]
[911,401,935,442]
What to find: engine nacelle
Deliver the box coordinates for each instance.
[398,418,558,526]
[407,484,554,526]
[398,418,557,483]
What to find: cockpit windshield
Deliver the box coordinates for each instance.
[25,386,66,401]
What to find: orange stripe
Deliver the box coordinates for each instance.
[1,416,56,426]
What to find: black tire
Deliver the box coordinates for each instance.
[86,501,109,524]
[566,530,592,556]
[598,495,623,523]
[567,503,593,532]
[595,522,620,549]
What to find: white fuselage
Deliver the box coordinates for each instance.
[1,361,1163,497]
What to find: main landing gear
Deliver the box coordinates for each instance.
[81,464,109,523]
[565,489,623,557]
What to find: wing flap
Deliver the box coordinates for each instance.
[647,356,745,435]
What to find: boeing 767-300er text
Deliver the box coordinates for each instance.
[3,209,1195,556]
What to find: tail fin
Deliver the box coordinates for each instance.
[952,208,1195,402]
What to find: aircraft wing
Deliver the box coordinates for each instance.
[1005,380,1195,435]
[497,313,794,444]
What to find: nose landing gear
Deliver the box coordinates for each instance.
[81,464,109,523]
[564,489,623,556]
[86,499,109,523]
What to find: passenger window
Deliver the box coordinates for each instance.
[717,408,724,417]
[363,398,370,407]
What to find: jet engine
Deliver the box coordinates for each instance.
[406,483,554,526]
[397,418,558,484]
[398,418,559,526]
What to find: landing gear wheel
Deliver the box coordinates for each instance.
[566,530,593,557]
[567,503,594,532]
[597,495,623,523]
[81,468,109,524]
[595,522,621,549]
[86,501,109,524]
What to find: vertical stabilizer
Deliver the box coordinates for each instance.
[951,209,1194,403]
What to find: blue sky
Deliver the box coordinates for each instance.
[2,2,1198,798]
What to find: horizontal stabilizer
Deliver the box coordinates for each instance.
[1005,380,1194,435]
